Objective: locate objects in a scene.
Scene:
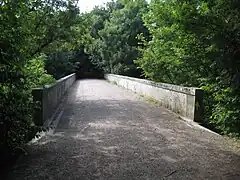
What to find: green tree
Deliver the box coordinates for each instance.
[136,0,240,136]
[44,12,96,79]
[0,0,79,157]
[87,0,149,77]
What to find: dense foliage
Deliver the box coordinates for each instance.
[86,0,150,77]
[1,0,240,162]
[135,0,240,136]
[0,0,79,158]
[44,11,97,79]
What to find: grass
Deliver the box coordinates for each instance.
[109,81,159,104]
[139,94,158,104]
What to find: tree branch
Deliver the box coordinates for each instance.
[31,36,55,57]
[35,10,50,31]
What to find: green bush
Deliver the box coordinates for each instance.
[25,54,56,88]
[0,85,33,151]
[202,84,240,137]
[0,54,55,155]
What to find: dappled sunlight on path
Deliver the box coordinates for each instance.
[8,79,240,180]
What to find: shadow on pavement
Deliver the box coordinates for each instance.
[7,97,240,180]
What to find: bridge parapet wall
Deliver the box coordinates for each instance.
[32,73,76,125]
[105,74,203,122]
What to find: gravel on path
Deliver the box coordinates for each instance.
[7,79,240,180]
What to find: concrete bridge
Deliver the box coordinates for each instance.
[7,76,240,180]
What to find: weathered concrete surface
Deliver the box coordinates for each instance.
[105,74,203,122]
[8,79,240,180]
[32,73,76,125]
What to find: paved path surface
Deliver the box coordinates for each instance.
[8,80,240,180]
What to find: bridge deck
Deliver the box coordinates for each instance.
[8,79,240,180]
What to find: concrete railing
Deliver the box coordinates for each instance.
[32,73,76,125]
[105,74,203,122]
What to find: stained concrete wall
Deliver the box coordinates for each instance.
[105,74,203,122]
[32,73,76,125]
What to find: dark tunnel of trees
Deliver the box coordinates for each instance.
[1,0,240,175]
